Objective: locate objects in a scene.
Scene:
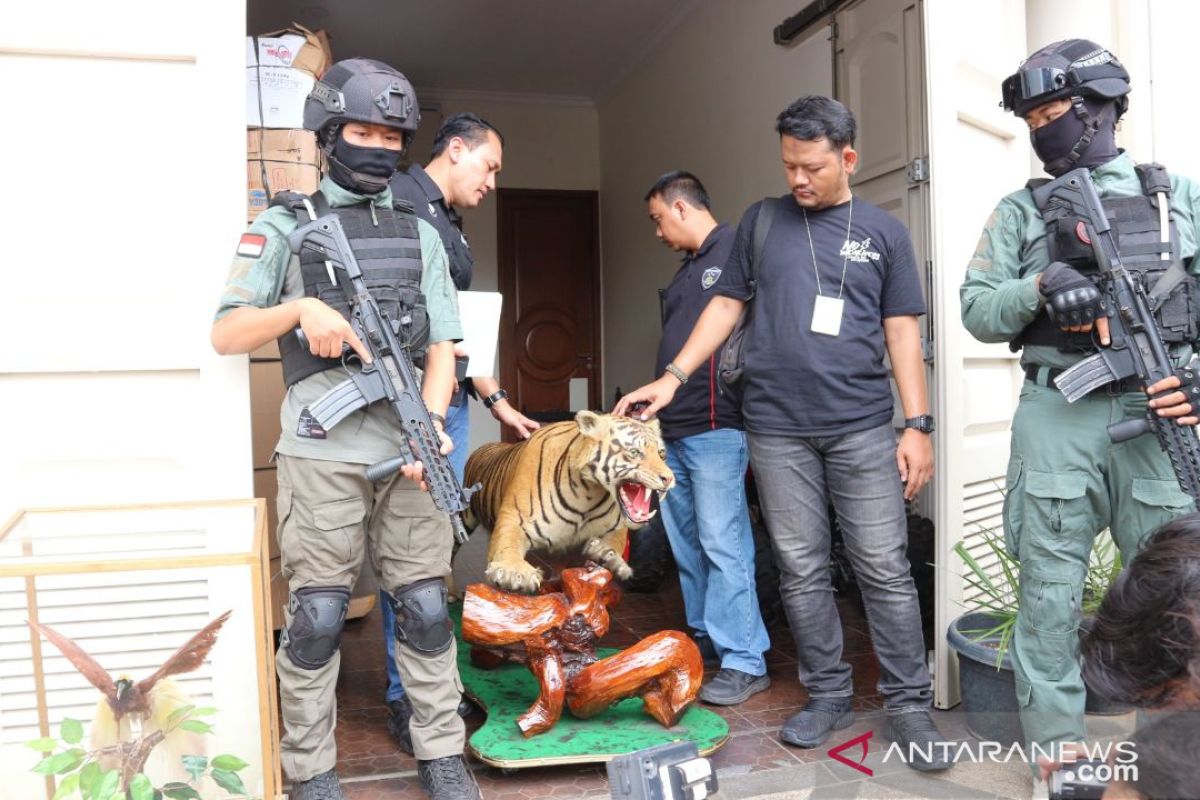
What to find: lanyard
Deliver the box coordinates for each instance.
[802,195,854,299]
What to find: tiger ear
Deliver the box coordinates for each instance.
[575,409,610,438]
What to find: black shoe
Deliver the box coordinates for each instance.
[695,636,720,669]
[387,697,414,756]
[290,768,346,800]
[417,755,482,800]
[780,697,854,748]
[457,696,479,718]
[884,709,954,772]
[699,668,771,705]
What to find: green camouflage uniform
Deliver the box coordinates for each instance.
[960,152,1200,755]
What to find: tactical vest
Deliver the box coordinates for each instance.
[275,192,430,386]
[1014,162,1197,353]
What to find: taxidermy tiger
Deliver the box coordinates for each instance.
[464,410,675,593]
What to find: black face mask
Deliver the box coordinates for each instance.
[328,137,403,194]
[1030,98,1118,177]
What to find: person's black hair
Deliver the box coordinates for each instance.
[1124,712,1200,800]
[1081,513,1200,707]
[430,112,504,159]
[775,95,857,149]
[643,170,711,210]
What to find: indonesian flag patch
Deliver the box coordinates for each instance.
[236,233,267,259]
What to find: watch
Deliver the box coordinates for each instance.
[904,415,936,434]
[483,389,509,409]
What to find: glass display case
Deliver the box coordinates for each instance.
[0,500,280,800]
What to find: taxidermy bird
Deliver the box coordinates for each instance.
[28,610,232,776]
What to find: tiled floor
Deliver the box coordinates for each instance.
[319,562,931,800]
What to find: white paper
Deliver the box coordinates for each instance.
[811,295,844,337]
[457,291,503,377]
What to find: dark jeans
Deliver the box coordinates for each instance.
[748,423,931,710]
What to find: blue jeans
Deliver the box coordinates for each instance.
[747,423,932,709]
[660,428,769,676]
[380,393,470,702]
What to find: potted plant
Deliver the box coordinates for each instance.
[946,527,1125,745]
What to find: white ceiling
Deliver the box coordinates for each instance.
[247,0,706,103]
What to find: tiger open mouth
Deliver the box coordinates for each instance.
[617,481,656,524]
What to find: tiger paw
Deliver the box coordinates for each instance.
[612,561,633,581]
[486,560,544,594]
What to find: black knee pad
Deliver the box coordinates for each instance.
[282,586,351,670]
[392,577,453,655]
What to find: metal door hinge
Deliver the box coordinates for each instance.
[907,156,930,185]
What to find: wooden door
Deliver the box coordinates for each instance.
[497,189,601,441]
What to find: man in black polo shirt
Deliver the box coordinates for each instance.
[617,96,951,772]
[384,112,539,753]
[644,170,771,706]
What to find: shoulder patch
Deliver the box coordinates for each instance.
[236,233,267,259]
[701,266,722,289]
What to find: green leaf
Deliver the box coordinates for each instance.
[166,705,196,726]
[129,774,154,800]
[178,720,213,734]
[161,783,202,800]
[92,769,120,800]
[79,761,101,793]
[211,768,248,795]
[52,772,80,800]
[25,737,59,752]
[181,754,208,782]
[210,754,249,772]
[33,749,84,775]
[60,718,84,745]
[190,706,218,717]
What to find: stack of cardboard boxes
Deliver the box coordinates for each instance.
[245,24,330,221]
[246,26,379,628]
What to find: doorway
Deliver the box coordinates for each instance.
[497,189,602,440]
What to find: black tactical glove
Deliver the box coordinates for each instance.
[1040,261,1103,328]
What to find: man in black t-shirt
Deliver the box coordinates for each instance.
[643,170,771,706]
[617,96,950,771]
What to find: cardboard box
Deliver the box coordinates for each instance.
[246,25,332,128]
[246,128,321,220]
[249,359,287,469]
[253,467,281,560]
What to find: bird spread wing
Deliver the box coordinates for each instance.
[27,619,118,705]
[136,610,232,695]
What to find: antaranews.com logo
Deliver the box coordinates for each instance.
[825,730,1139,781]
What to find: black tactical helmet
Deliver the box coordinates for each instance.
[303,58,420,145]
[1001,39,1130,118]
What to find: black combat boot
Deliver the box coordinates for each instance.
[290,768,346,800]
[417,754,482,800]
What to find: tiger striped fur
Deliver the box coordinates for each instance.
[464,410,675,593]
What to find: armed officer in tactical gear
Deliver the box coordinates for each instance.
[960,39,1200,773]
[211,58,481,800]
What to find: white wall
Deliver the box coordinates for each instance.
[0,1,248,520]
[411,93,601,450]
[598,0,834,400]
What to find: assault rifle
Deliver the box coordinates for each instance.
[1042,168,1200,507]
[287,212,479,544]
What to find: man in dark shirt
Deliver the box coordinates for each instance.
[617,96,950,771]
[644,170,771,706]
[384,113,539,753]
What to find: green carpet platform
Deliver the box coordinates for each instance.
[451,604,729,769]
